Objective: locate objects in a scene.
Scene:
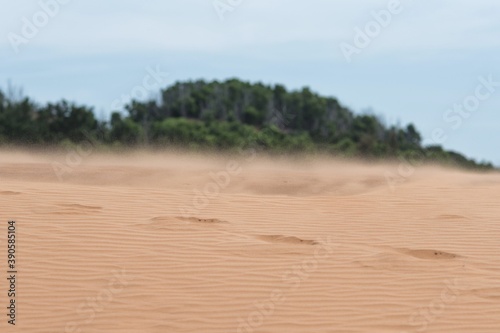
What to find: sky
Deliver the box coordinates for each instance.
[1,0,499,164]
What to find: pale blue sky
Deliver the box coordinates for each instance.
[1,0,499,164]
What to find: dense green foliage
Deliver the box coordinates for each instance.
[0,79,494,170]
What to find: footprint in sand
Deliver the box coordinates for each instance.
[52,204,103,215]
[0,191,22,195]
[256,234,318,246]
[59,204,102,210]
[175,216,227,224]
[356,247,461,271]
[437,214,468,220]
[144,216,229,230]
[397,248,459,260]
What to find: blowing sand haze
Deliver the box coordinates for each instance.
[1,151,499,332]
[4,0,500,331]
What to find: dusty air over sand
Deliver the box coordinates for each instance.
[1,150,499,332]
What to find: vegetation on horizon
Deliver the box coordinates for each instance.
[0,79,494,170]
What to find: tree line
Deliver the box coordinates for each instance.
[0,79,494,170]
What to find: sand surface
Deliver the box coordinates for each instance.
[1,150,500,332]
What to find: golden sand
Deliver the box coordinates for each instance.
[1,150,499,332]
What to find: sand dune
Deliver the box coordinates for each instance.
[1,150,499,332]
